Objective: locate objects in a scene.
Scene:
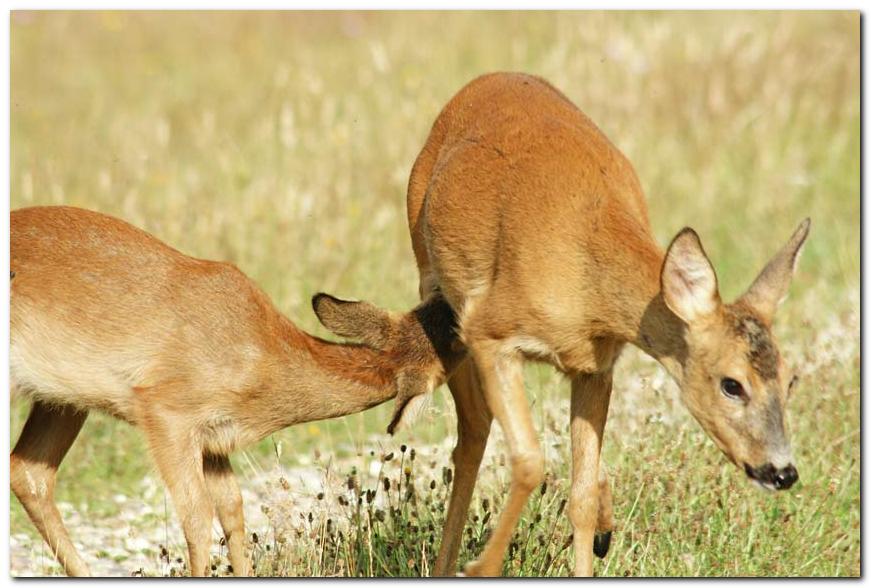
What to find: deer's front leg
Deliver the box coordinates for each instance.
[568,370,613,577]
[203,453,250,576]
[138,402,214,577]
[593,463,615,558]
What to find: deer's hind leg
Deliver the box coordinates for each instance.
[203,453,250,576]
[11,401,90,577]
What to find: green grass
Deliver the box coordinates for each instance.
[10,10,859,577]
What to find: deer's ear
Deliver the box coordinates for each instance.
[386,372,432,435]
[311,293,396,348]
[661,228,721,323]
[739,219,810,320]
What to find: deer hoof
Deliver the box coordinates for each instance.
[593,531,612,558]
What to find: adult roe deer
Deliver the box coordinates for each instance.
[9,205,461,577]
[323,72,810,577]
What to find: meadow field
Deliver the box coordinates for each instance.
[9,11,859,576]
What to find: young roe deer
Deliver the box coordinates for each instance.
[9,205,460,577]
[327,72,810,577]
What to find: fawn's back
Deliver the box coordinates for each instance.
[10,206,305,423]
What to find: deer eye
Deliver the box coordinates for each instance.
[720,378,746,400]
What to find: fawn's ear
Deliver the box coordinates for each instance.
[387,371,433,435]
[661,228,721,323]
[739,218,811,320]
[311,293,396,348]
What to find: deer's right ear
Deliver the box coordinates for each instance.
[738,218,810,321]
[311,293,396,348]
[661,228,721,323]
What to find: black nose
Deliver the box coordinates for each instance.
[773,465,798,490]
[745,462,799,490]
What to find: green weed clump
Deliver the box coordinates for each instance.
[243,446,578,577]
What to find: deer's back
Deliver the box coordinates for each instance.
[10,206,298,420]
[408,73,661,365]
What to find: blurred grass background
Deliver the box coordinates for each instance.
[10,10,859,576]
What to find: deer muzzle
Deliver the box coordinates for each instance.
[744,462,799,491]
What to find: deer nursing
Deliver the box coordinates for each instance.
[10,71,810,579]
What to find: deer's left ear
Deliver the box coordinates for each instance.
[312,293,397,348]
[739,218,811,320]
[661,227,721,323]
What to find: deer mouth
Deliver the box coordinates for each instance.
[744,463,776,492]
[744,462,799,491]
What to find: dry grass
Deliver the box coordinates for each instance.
[9,10,859,576]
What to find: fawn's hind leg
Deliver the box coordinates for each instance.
[11,401,90,576]
[203,453,250,576]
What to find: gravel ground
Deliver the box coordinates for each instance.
[9,437,464,577]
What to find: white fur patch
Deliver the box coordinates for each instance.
[201,416,242,455]
[767,448,795,470]
[502,336,562,369]
[749,478,777,493]
[454,283,490,342]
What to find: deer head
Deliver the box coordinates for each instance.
[312,292,465,434]
[660,219,810,490]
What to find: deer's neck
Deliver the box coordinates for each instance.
[631,291,687,382]
[607,238,687,382]
[247,318,400,437]
[299,333,401,416]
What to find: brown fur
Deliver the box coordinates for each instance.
[9,205,448,577]
[397,72,809,576]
